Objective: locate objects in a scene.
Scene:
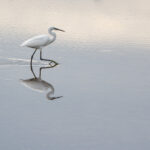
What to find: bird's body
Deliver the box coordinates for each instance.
[20,27,65,65]
[21,34,51,49]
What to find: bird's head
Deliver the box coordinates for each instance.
[49,27,65,32]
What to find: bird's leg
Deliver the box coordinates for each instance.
[40,48,59,66]
[39,65,57,78]
[30,49,37,78]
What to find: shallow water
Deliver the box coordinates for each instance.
[0,0,150,150]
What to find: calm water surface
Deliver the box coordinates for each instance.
[0,0,150,150]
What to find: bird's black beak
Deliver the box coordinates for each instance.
[54,28,65,32]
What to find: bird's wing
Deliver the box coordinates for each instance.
[21,35,50,48]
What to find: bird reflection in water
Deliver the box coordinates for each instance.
[20,60,62,100]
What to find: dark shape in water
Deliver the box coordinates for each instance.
[20,58,62,100]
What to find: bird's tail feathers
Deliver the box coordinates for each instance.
[20,42,27,47]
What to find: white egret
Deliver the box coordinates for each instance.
[21,27,65,65]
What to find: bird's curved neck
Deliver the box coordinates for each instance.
[46,91,62,100]
[46,89,54,100]
[48,29,56,43]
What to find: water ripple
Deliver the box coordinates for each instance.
[0,57,47,67]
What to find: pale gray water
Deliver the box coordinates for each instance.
[0,0,150,150]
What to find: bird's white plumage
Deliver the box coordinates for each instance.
[21,35,51,49]
[21,27,64,50]
[20,27,64,66]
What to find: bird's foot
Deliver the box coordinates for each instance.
[49,60,59,67]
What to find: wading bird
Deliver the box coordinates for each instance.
[20,27,65,65]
